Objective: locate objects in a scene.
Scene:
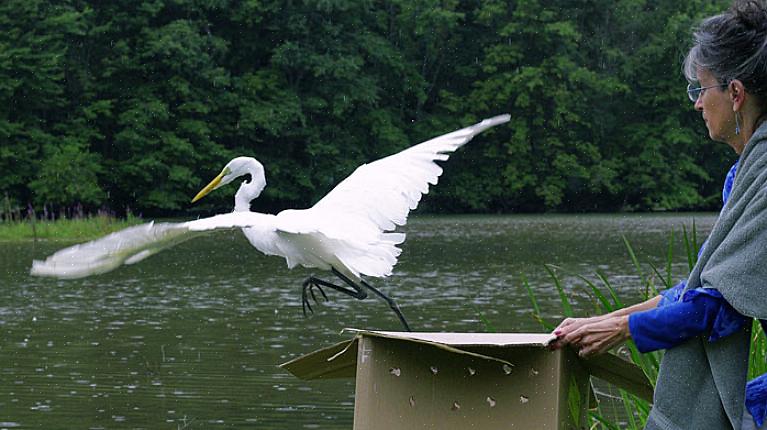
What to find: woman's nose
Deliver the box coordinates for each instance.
[694,94,704,111]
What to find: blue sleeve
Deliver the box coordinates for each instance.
[747,372,767,428]
[628,288,748,353]
[658,281,685,307]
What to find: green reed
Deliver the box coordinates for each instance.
[525,222,767,429]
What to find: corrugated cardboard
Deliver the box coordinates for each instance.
[281,330,653,430]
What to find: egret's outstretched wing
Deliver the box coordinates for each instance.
[30,212,275,279]
[310,114,510,235]
[274,114,509,279]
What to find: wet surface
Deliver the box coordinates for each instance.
[0,213,716,428]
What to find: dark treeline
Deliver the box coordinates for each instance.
[0,0,734,216]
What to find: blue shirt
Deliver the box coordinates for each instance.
[628,160,767,428]
[629,281,748,352]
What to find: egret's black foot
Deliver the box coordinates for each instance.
[301,276,329,316]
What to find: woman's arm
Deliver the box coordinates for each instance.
[607,295,663,317]
[552,288,749,358]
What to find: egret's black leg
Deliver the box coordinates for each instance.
[301,275,366,317]
[331,268,412,332]
[359,279,412,332]
[301,270,412,332]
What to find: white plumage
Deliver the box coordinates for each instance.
[31,114,510,285]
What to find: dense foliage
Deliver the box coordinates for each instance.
[0,0,734,216]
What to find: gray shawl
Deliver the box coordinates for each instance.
[646,121,767,430]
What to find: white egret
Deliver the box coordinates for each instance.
[30,114,510,330]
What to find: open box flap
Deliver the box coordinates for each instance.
[281,330,517,380]
[280,337,359,380]
[280,329,654,403]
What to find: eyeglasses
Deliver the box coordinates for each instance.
[687,83,727,102]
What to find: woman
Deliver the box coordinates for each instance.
[551,1,767,429]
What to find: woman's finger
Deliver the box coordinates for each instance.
[577,338,597,357]
[553,318,576,334]
[562,326,586,346]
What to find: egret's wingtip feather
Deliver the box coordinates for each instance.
[27,221,207,280]
[310,113,509,243]
[29,260,44,276]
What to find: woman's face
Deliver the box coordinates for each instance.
[694,68,737,145]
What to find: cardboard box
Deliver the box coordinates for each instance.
[281,330,653,430]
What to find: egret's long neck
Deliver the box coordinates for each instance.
[234,160,266,212]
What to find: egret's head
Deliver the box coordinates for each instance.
[192,157,265,203]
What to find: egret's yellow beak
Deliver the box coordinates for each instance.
[191,172,225,203]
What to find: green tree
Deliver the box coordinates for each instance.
[0,0,738,215]
[449,0,626,211]
[88,2,231,213]
[30,139,104,206]
[0,1,80,206]
[614,0,732,210]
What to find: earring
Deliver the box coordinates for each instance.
[736,112,742,135]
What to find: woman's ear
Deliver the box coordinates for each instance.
[729,79,746,111]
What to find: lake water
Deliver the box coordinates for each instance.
[0,213,717,429]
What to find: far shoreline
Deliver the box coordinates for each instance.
[0,215,142,242]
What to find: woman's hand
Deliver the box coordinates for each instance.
[549,295,659,357]
[549,315,608,350]
[550,315,631,358]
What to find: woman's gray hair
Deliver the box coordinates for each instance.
[684,0,767,100]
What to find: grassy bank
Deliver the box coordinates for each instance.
[525,227,767,429]
[0,214,142,241]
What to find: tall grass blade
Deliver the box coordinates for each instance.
[622,235,651,296]
[665,229,674,288]
[594,270,624,309]
[589,412,621,430]
[544,264,574,317]
[683,219,701,270]
[646,262,667,293]
[522,273,555,330]
[473,304,497,333]
[576,274,614,312]
[620,391,640,430]
[692,219,699,261]
[750,319,767,379]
